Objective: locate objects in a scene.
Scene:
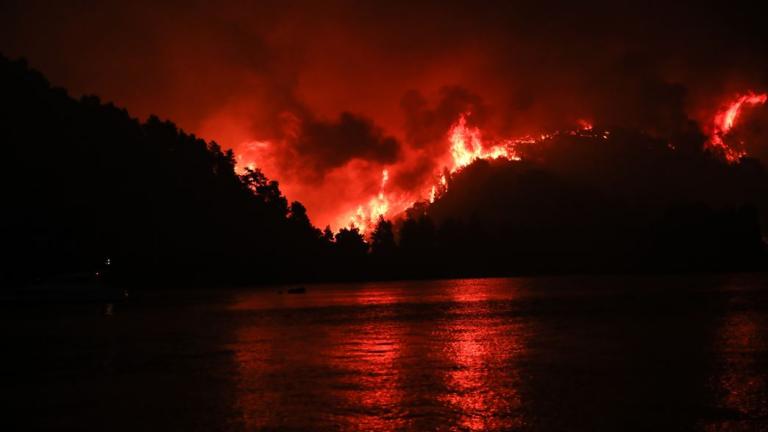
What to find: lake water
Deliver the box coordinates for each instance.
[3,274,768,431]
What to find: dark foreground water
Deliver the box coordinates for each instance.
[3,274,768,431]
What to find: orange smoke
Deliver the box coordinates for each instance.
[229,91,767,233]
[339,113,547,232]
[235,113,611,233]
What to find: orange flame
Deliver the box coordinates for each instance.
[233,140,271,173]
[343,114,529,231]
[346,168,391,233]
[233,115,607,233]
[708,91,767,163]
[341,114,608,233]
[577,119,593,131]
[447,113,521,172]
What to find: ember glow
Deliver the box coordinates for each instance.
[231,89,767,233]
[6,1,768,234]
[338,113,526,232]
[335,114,604,232]
[347,169,391,233]
[708,91,768,162]
[447,114,521,171]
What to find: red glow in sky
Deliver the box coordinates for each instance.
[231,92,768,231]
[3,2,768,230]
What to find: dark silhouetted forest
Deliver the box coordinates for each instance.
[2,54,766,288]
[1,55,333,286]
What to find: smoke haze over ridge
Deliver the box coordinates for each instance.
[3,0,768,227]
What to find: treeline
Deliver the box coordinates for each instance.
[0,55,341,286]
[357,207,766,280]
[2,54,766,288]
[331,207,766,282]
[394,134,768,276]
[333,128,768,278]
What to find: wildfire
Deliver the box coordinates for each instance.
[708,91,768,163]
[344,113,529,232]
[234,140,271,173]
[347,169,391,233]
[235,108,752,235]
[338,112,617,233]
[448,113,521,171]
[577,119,593,131]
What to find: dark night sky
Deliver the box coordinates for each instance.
[2,0,768,227]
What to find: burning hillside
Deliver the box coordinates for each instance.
[5,2,768,232]
[231,89,767,233]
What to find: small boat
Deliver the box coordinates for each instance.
[286,286,307,294]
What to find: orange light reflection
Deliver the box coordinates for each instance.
[438,282,528,431]
[706,307,768,431]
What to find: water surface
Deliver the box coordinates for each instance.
[3,275,767,430]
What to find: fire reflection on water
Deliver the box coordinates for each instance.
[707,300,768,431]
[228,279,530,431]
[328,321,406,430]
[224,277,768,430]
[438,283,527,431]
[440,314,526,430]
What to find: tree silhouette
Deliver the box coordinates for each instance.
[398,215,437,277]
[2,52,766,287]
[335,227,367,258]
[369,217,397,276]
[370,217,395,254]
[322,225,335,244]
[0,54,329,286]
